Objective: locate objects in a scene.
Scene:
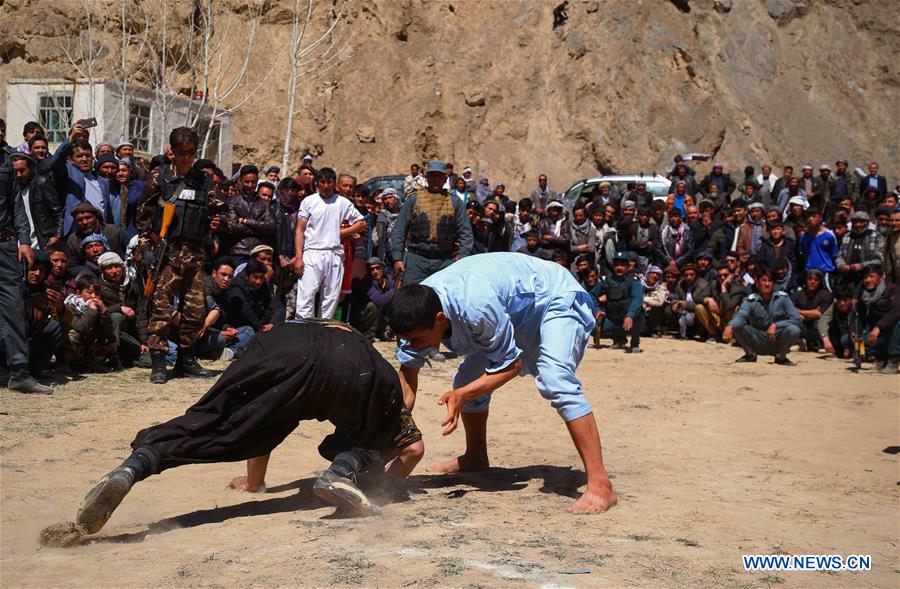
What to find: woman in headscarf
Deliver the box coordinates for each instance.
[476,176,493,204]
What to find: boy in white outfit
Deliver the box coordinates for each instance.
[293,167,367,318]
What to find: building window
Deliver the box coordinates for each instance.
[38,93,73,143]
[128,103,151,153]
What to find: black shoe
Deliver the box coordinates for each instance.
[173,350,211,378]
[626,346,643,354]
[735,354,757,363]
[313,470,380,516]
[107,357,124,372]
[427,350,446,362]
[76,466,135,534]
[149,349,167,384]
[774,356,796,367]
[7,367,53,395]
[86,362,112,374]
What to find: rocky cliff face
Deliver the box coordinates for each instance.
[2,0,897,193]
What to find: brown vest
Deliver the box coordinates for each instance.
[410,189,457,244]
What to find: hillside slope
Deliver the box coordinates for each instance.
[1,0,897,192]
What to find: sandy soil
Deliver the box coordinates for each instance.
[1,338,897,588]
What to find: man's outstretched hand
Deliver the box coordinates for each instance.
[438,390,469,436]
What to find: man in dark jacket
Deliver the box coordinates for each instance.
[65,202,127,263]
[273,177,301,301]
[74,321,422,535]
[668,164,698,196]
[791,269,833,352]
[225,259,285,333]
[829,160,858,206]
[537,200,571,259]
[758,220,797,274]
[857,263,899,374]
[630,207,659,271]
[517,229,553,260]
[0,136,53,395]
[859,162,888,200]
[672,262,717,341]
[656,208,693,269]
[363,257,395,341]
[591,252,644,353]
[224,165,275,262]
[835,211,884,289]
[724,269,803,366]
[195,257,255,361]
[712,265,748,335]
[817,285,856,359]
[10,153,63,249]
[699,163,736,200]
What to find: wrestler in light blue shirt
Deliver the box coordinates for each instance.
[397,252,596,421]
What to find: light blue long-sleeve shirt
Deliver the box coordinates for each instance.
[397,252,594,376]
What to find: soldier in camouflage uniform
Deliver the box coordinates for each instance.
[390,159,473,286]
[136,127,219,384]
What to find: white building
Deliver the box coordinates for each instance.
[4,77,233,171]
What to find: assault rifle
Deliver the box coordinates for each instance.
[848,306,865,373]
[143,201,177,298]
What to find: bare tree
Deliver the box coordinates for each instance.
[108,0,150,144]
[185,0,277,158]
[280,0,355,172]
[141,0,198,153]
[60,0,109,117]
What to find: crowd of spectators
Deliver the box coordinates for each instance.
[1,116,897,394]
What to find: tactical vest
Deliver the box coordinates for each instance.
[153,165,210,243]
[605,276,633,323]
[408,189,457,248]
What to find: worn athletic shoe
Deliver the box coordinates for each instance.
[219,347,236,362]
[880,360,898,375]
[735,354,757,363]
[774,356,796,367]
[313,470,380,516]
[610,342,626,350]
[625,346,643,354]
[7,370,53,395]
[76,466,136,534]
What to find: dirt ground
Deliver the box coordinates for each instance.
[1,338,897,588]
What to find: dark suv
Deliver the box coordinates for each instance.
[360,175,406,199]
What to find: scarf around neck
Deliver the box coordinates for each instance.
[860,281,886,304]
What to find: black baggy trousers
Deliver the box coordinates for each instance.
[130,320,404,475]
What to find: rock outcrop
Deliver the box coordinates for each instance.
[1,0,896,194]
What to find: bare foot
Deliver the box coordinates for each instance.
[566,484,617,514]
[427,453,489,474]
[228,475,266,493]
